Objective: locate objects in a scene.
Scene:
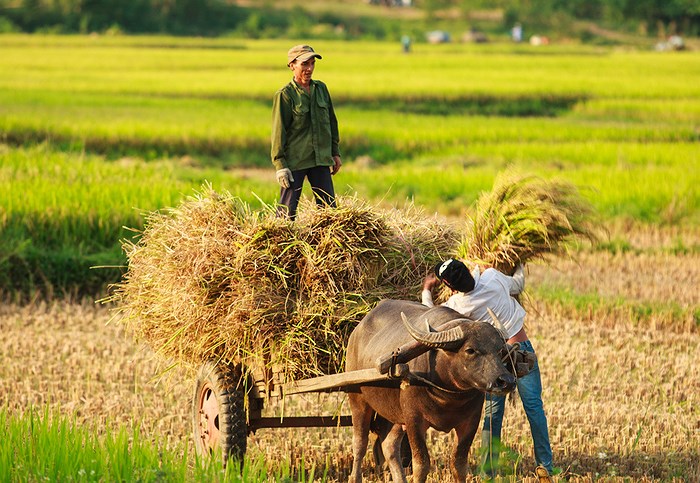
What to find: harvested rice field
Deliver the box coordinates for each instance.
[2,226,697,482]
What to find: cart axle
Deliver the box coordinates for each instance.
[249,415,352,431]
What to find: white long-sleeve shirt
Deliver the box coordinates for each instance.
[422,265,526,339]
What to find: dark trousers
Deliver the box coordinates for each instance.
[277,166,336,220]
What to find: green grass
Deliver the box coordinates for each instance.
[1,406,191,481]
[0,406,320,482]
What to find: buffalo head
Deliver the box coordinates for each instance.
[400,310,516,395]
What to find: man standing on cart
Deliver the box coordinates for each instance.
[271,44,342,220]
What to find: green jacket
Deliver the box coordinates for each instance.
[271,79,340,171]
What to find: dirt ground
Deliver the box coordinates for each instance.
[1,226,698,481]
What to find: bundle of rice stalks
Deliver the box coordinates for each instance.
[109,186,457,380]
[456,171,600,274]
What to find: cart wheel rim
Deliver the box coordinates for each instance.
[196,382,221,454]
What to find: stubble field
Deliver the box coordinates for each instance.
[2,224,698,481]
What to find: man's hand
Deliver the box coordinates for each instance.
[276,168,294,189]
[514,263,524,277]
[331,155,342,175]
[423,273,439,291]
[421,273,439,307]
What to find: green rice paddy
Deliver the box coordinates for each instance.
[0,34,698,295]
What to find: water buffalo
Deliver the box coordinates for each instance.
[346,299,516,483]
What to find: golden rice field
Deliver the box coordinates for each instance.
[2,224,697,482]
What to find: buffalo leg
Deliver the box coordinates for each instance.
[348,394,374,483]
[404,419,431,483]
[451,410,482,482]
[381,423,407,483]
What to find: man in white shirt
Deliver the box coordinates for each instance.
[422,258,554,480]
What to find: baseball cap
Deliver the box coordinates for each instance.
[287,44,322,65]
[434,259,475,293]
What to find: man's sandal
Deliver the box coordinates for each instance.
[535,465,553,483]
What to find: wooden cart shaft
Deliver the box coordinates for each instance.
[281,366,405,395]
[247,364,409,431]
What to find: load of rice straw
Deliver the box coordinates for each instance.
[109,186,458,380]
[456,171,600,275]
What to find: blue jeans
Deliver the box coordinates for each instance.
[480,339,553,474]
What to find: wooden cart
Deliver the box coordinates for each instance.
[192,337,527,467]
[192,341,427,467]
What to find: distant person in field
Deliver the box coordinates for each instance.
[512,23,523,43]
[271,44,342,220]
[421,258,555,481]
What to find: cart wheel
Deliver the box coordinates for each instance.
[193,361,247,466]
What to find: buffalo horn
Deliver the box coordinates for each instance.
[401,312,465,349]
[486,308,509,341]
